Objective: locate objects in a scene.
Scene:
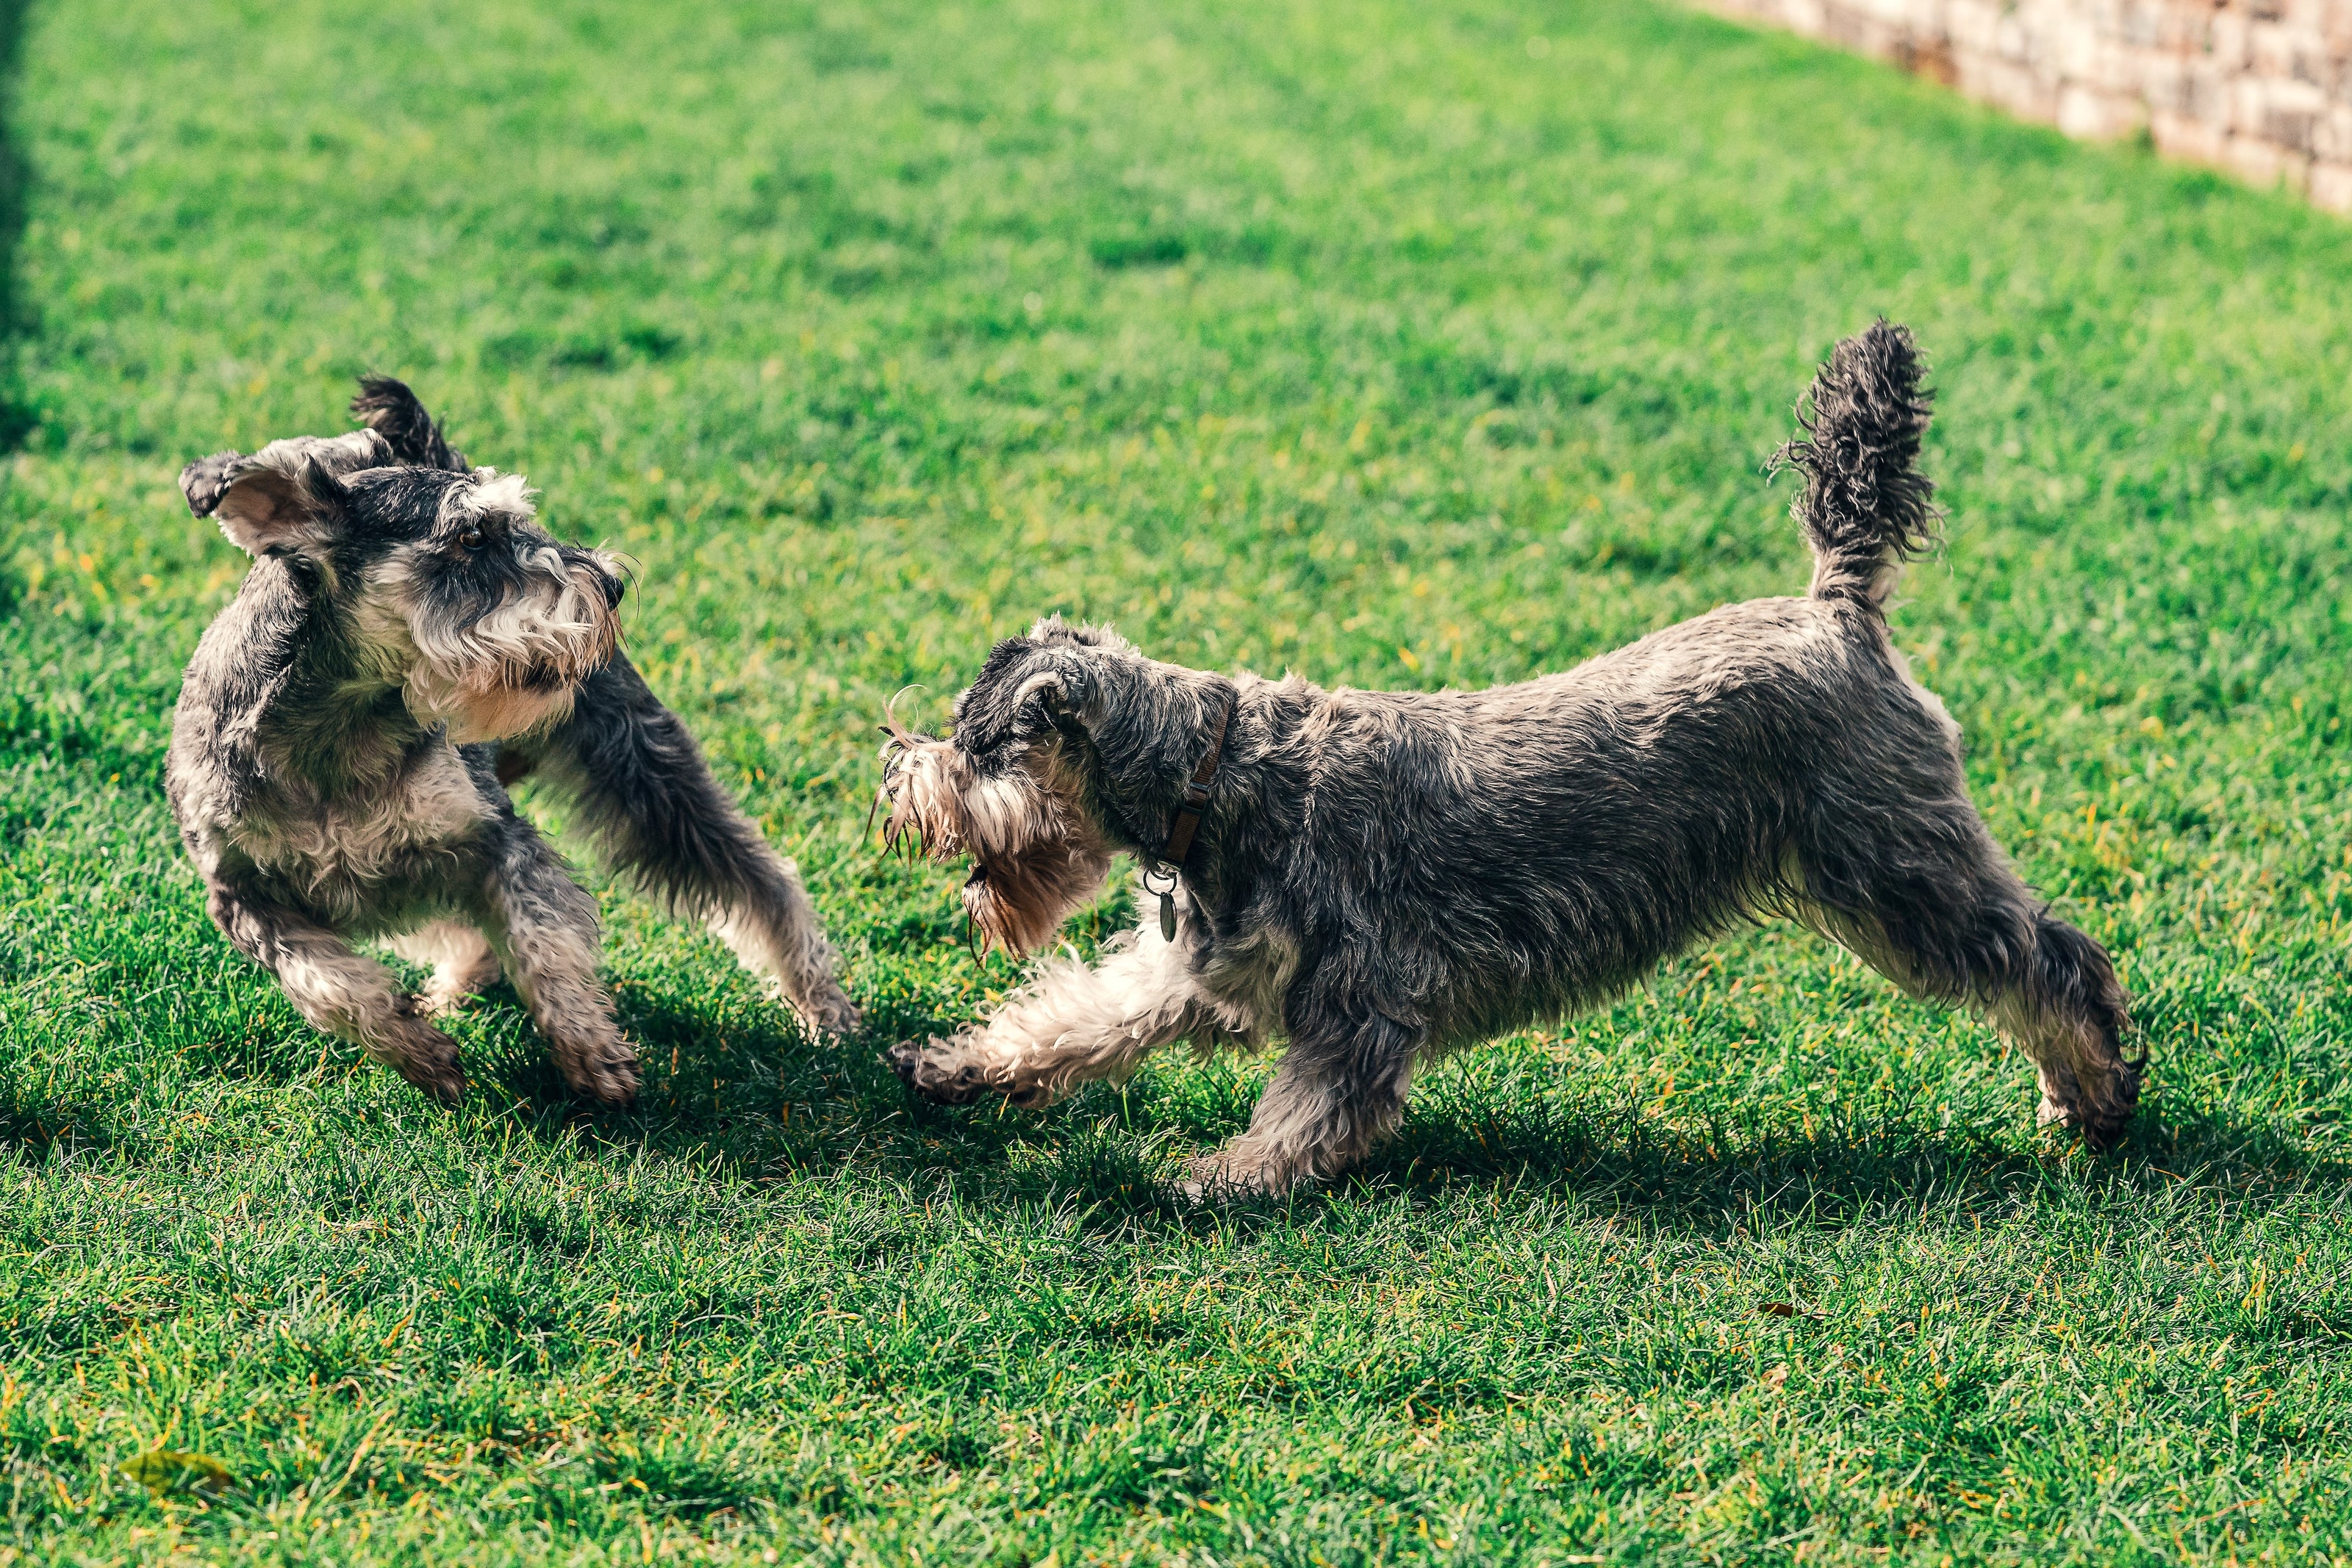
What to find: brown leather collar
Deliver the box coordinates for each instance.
[1159,694,1233,870]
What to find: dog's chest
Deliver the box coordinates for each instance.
[230,744,492,893]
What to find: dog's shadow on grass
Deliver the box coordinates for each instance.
[464,982,961,1151]
[145,965,2348,1242]
[462,985,1196,1213]
[0,1079,126,1168]
[487,994,2352,1238]
[1347,1093,2352,1231]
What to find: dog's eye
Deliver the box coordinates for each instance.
[456,526,485,551]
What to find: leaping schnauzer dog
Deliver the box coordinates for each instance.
[879,322,2140,1195]
[167,379,856,1107]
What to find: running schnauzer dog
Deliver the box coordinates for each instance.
[878,322,2141,1195]
[166,378,856,1107]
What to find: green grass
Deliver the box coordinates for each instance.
[5,0,2352,1560]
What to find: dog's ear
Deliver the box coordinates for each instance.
[186,449,349,557]
[951,641,1101,761]
[351,375,470,472]
[212,461,345,557]
[1010,654,1097,728]
[182,431,392,555]
[179,451,245,520]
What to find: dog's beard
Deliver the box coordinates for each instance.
[405,667,580,746]
[879,729,1114,956]
[361,549,621,745]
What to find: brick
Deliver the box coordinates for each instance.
[2059,82,2152,135]
[2115,0,2164,49]
[2209,12,2252,71]
[2181,62,2234,125]
[2148,4,2209,54]
[2260,77,2331,145]
[2248,21,2301,76]
[1982,56,2063,119]
[2153,108,2233,163]
[2309,159,2352,209]
[2222,133,2296,184]
[1820,3,1896,54]
[2051,11,2104,77]
[1944,1,2005,57]
[1712,0,2352,217]
[2317,103,2352,159]
[1994,12,2035,64]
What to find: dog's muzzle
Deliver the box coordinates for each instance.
[406,553,623,744]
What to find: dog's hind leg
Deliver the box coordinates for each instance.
[1186,1004,1419,1198]
[889,927,1216,1107]
[505,658,857,1038]
[1800,806,2139,1146]
[478,830,639,1109]
[388,921,503,1015]
[207,884,467,1103]
[1987,913,2138,1146]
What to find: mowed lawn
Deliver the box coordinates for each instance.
[6,0,2352,1561]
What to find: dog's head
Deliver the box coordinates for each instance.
[879,616,1227,955]
[182,420,624,744]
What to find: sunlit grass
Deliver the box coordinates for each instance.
[6,0,2352,1561]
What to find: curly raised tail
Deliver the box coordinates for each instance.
[1774,320,1944,611]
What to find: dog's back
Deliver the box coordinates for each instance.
[886,320,2140,1193]
[1263,323,1954,1025]
[1252,581,1946,1035]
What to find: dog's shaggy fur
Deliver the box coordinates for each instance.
[879,323,2141,1195]
[167,379,855,1106]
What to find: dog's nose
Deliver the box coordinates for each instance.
[598,567,625,609]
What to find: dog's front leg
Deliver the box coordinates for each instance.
[478,832,639,1109]
[889,930,1212,1108]
[1187,1010,1419,1198]
[518,660,859,1038]
[206,883,467,1104]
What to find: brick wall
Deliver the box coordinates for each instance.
[1701,1,2352,212]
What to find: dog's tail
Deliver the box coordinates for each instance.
[1772,320,1943,613]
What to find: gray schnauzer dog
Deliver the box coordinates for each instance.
[166,378,856,1107]
[878,323,2140,1195]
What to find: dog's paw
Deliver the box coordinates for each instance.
[806,985,862,1040]
[379,1010,468,1106]
[564,1045,641,1110]
[886,1039,990,1106]
[1177,1148,1294,1203]
[415,984,475,1019]
[765,976,861,1043]
[400,1060,470,1107]
[2038,1054,2143,1150]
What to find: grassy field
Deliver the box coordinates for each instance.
[5,0,2352,1561]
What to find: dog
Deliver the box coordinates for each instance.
[877,322,2141,1195]
[166,378,856,1107]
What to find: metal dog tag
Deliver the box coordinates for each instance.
[1158,889,1177,943]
